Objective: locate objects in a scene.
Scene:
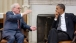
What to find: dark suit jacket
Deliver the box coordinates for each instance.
[3,11,31,38]
[52,13,76,39]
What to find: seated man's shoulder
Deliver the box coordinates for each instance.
[66,13,74,16]
[6,11,12,13]
[6,11,13,15]
[66,13,74,15]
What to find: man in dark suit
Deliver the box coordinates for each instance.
[2,3,36,43]
[48,4,76,43]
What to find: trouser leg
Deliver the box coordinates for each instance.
[58,31,70,42]
[48,28,58,43]
[15,32,24,43]
[6,35,15,43]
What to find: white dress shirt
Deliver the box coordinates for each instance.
[54,12,67,32]
[13,12,23,17]
[60,12,67,32]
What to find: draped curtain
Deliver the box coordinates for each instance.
[0,0,23,13]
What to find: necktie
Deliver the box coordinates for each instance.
[18,20,20,29]
[57,16,62,30]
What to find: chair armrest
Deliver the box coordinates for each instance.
[0,28,2,41]
[71,31,76,43]
[74,31,76,35]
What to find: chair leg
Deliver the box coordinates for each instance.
[0,29,2,42]
[71,36,76,43]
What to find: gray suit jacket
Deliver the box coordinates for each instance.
[3,11,31,38]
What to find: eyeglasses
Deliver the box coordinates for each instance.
[15,7,22,10]
[17,8,22,9]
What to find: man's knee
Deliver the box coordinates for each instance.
[50,28,57,32]
[48,28,57,37]
[8,36,15,41]
[51,28,56,30]
[18,35,24,39]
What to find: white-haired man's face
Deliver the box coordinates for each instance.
[13,4,21,14]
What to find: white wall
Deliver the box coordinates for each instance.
[30,5,76,26]
[29,5,76,43]
[31,5,76,15]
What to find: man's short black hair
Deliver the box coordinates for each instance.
[57,4,65,11]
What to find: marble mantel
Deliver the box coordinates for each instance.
[0,13,3,18]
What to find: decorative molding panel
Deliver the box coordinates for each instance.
[29,0,76,5]
[29,0,51,4]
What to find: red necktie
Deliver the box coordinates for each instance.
[18,20,20,29]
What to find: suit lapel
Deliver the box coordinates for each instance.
[11,11,14,15]
[65,13,69,27]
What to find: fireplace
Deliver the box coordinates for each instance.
[37,14,54,43]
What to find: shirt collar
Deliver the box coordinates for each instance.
[13,12,16,15]
[61,12,65,17]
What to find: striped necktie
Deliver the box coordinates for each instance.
[57,16,62,30]
[18,20,20,29]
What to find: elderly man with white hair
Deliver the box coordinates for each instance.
[2,3,36,43]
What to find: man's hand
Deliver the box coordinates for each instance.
[55,11,59,19]
[30,26,36,31]
[74,31,76,35]
[22,9,32,15]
